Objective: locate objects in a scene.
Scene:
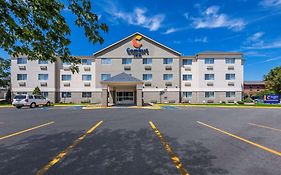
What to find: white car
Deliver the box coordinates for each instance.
[12,94,51,109]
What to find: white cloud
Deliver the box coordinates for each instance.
[163,28,178,34]
[191,6,246,31]
[109,7,165,31]
[184,12,189,19]
[243,32,281,50]
[247,32,264,42]
[260,0,281,7]
[194,36,208,43]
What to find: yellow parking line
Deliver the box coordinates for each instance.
[248,123,281,132]
[197,121,281,157]
[36,121,103,175]
[0,121,55,141]
[149,121,189,175]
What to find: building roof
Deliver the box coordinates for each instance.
[93,32,182,56]
[197,51,242,55]
[244,81,265,85]
[101,72,143,83]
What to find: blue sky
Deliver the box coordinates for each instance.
[1,0,281,80]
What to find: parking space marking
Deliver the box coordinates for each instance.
[0,121,55,141]
[197,121,281,157]
[36,120,103,175]
[248,123,281,132]
[149,121,189,175]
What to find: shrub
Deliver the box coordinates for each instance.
[168,100,176,103]
[243,98,254,103]
[237,101,244,105]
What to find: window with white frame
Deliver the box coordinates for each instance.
[204,58,214,64]
[38,74,48,80]
[62,92,71,98]
[183,92,192,98]
[17,57,27,64]
[143,74,152,81]
[81,59,92,65]
[82,74,92,81]
[225,73,235,80]
[122,58,132,64]
[17,74,27,80]
[205,74,214,80]
[205,92,215,98]
[163,74,173,80]
[226,92,236,98]
[143,58,152,64]
[183,74,192,81]
[182,59,192,65]
[82,92,92,98]
[225,58,235,64]
[38,60,48,64]
[61,75,71,81]
[101,74,111,81]
[101,58,112,64]
[62,61,71,66]
[163,58,173,64]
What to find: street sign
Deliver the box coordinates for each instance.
[264,94,280,104]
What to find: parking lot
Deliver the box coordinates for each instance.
[0,106,281,175]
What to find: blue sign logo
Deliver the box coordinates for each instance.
[264,94,280,104]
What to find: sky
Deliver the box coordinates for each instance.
[1,0,281,81]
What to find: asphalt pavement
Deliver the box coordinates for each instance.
[0,106,281,175]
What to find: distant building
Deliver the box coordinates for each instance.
[243,81,265,97]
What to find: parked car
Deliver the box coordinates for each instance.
[12,94,51,109]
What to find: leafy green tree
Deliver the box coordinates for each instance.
[0,0,108,73]
[264,66,281,96]
[33,86,41,95]
[255,89,275,98]
[0,57,10,87]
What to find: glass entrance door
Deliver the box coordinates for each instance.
[116,91,134,104]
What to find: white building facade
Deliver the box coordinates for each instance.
[11,32,244,106]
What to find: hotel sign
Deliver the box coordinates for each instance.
[127,35,149,57]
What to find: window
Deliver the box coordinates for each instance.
[62,61,71,65]
[143,58,152,64]
[122,58,132,64]
[225,73,235,80]
[41,92,49,98]
[183,74,192,81]
[226,92,235,98]
[205,92,215,98]
[101,74,111,81]
[82,92,92,98]
[62,92,71,98]
[205,58,214,64]
[225,58,235,64]
[17,57,27,64]
[163,74,173,80]
[183,92,192,98]
[81,59,92,65]
[38,60,48,64]
[17,74,27,80]
[38,74,48,80]
[182,59,192,65]
[163,58,173,64]
[101,58,112,64]
[143,74,152,81]
[82,74,92,81]
[61,75,71,81]
[205,74,214,80]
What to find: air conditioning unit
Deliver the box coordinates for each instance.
[19,66,26,70]
[185,82,191,86]
[63,66,71,71]
[207,66,213,70]
[165,66,172,70]
[18,82,26,86]
[228,66,234,70]
[184,66,191,71]
[207,82,214,86]
[144,66,151,70]
[144,82,151,86]
[165,82,172,86]
[228,82,235,86]
[84,67,91,71]
[40,82,47,87]
[207,100,214,103]
[124,66,131,71]
[84,82,91,87]
[40,66,47,70]
[63,82,70,87]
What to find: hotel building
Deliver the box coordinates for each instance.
[11,32,244,106]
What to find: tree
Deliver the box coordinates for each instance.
[0,57,10,88]
[264,66,281,96]
[5,88,12,103]
[33,86,41,95]
[0,0,108,73]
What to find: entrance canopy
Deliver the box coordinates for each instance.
[101,72,143,85]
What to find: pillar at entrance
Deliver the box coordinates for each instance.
[101,86,108,107]
[136,85,143,107]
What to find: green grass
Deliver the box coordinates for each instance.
[157,103,281,108]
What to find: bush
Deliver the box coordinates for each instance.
[243,98,254,103]
[168,100,176,103]
[150,100,157,103]
[237,101,244,105]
